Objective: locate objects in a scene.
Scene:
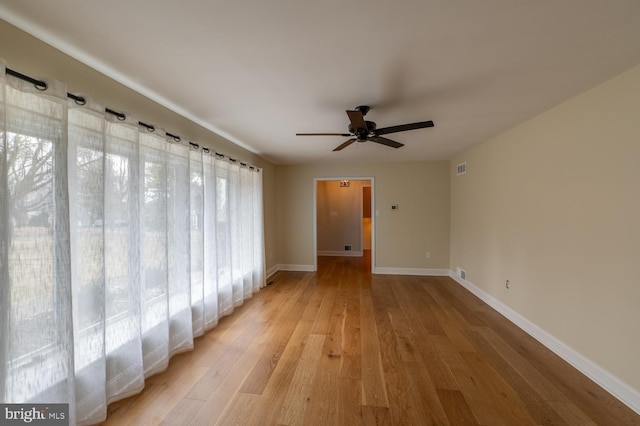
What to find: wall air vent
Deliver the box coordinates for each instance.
[456,267,466,280]
[457,162,467,175]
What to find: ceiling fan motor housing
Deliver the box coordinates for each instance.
[348,121,377,141]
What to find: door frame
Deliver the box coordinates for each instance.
[361,183,372,253]
[313,177,375,273]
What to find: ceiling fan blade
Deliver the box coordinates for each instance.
[346,110,367,130]
[333,138,356,151]
[370,136,404,148]
[375,120,434,135]
[296,133,352,136]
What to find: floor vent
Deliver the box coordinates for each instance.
[457,162,467,175]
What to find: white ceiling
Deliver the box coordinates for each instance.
[2,1,640,165]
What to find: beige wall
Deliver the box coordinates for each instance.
[450,64,640,393]
[276,162,450,269]
[316,180,370,254]
[0,19,279,272]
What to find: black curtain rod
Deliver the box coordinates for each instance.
[5,66,260,171]
[6,67,47,90]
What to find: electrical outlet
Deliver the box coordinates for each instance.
[505,280,510,289]
[426,251,431,259]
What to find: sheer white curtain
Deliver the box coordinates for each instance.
[0,62,265,425]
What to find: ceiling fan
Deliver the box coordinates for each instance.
[296,105,434,151]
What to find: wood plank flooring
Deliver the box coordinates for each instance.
[99,253,640,425]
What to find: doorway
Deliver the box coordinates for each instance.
[313,177,375,273]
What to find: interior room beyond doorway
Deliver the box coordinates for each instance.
[314,178,373,272]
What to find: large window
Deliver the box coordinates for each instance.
[0,66,265,425]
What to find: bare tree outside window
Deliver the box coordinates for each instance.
[6,133,53,228]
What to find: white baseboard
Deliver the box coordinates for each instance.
[449,271,640,415]
[373,267,450,276]
[318,250,363,257]
[271,264,315,273]
[266,265,279,279]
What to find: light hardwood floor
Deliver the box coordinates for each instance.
[99,253,640,425]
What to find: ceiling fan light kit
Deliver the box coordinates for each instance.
[296,105,434,152]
